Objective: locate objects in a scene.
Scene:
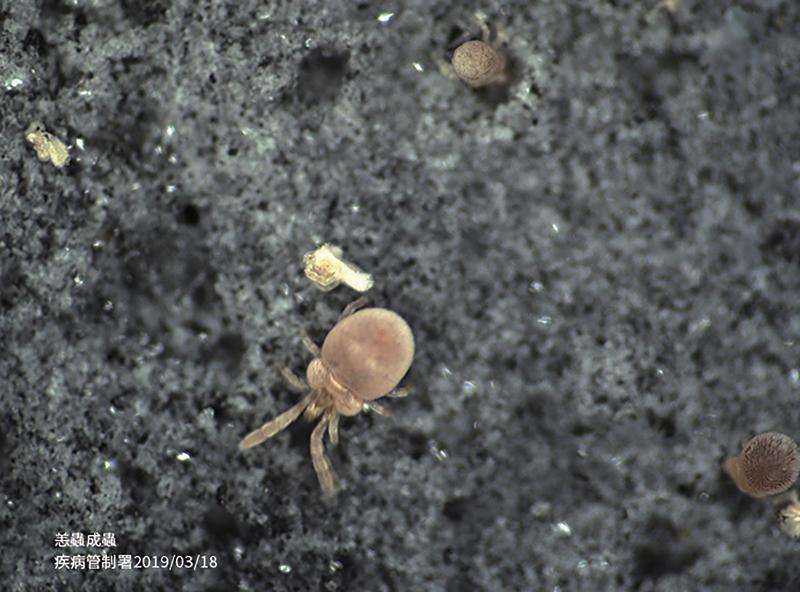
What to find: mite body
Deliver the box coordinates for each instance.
[441,13,508,88]
[240,301,414,494]
[724,432,800,498]
[451,39,507,88]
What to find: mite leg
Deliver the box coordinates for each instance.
[473,11,507,46]
[239,393,312,450]
[328,413,340,446]
[435,54,459,80]
[339,296,369,321]
[301,335,321,357]
[310,412,337,495]
[364,401,391,416]
[385,387,410,398]
[281,367,308,393]
[303,396,325,422]
[474,11,491,43]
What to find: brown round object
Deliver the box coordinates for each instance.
[451,40,505,88]
[724,432,800,498]
[321,308,414,401]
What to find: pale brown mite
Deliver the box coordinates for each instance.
[723,432,800,498]
[443,13,508,88]
[239,300,414,494]
[451,39,507,88]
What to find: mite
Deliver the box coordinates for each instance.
[724,431,800,498]
[445,13,508,88]
[239,300,414,494]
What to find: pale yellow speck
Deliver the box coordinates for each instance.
[779,499,800,539]
[25,121,69,168]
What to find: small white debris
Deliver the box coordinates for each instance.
[553,521,572,536]
[303,244,374,292]
[778,493,800,539]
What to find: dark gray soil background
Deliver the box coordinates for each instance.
[1,1,799,591]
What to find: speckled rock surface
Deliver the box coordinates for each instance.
[2,1,800,591]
